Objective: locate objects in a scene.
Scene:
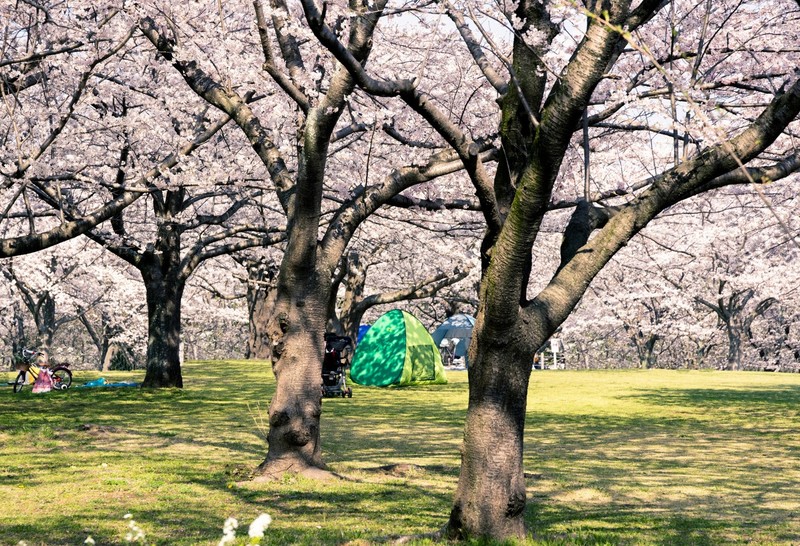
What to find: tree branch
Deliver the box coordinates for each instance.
[139,16,296,215]
[1,113,232,258]
[299,0,503,237]
[443,0,509,95]
[350,267,471,318]
[253,0,311,112]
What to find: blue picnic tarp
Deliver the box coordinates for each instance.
[78,377,139,388]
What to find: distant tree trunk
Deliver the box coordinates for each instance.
[37,292,56,352]
[692,343,713,369]
[101,342,132,371]
[243,258,279,359]
[726,325,743,370]
[79,310,122,370]
[11,302,26,362]
[101,343,117,371]
[636,332,660,368]
[141,269,186,388]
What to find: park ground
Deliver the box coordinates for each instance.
[2,362,800,545]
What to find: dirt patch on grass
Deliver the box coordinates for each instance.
[78,423,121,434]
[375,463,424,477]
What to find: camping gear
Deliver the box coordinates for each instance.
[350,309,447,386]
[356,324,371,344]
[431,314,475,368]
[321,333,353,398]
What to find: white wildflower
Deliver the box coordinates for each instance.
[218,517,239,546]
[124,515,145,543]
[248,513,273,539]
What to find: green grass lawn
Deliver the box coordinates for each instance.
[2,363,800,545]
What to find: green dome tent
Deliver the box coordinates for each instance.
[350,309,447,386]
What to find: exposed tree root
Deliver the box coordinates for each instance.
[250,457,342,483]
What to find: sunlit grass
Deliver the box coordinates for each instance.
[2,364,800,544]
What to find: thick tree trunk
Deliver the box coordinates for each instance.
[255,273,330,477]
[448,331,533,540]
[141,273,185,388]
[726,325,743,371]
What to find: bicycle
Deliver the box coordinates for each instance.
[11,348,72,393]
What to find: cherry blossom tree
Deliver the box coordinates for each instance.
[0,3,236,257]
[82,171,284,387]
[132,0,494,474]
[4,0,799,541]
[2,258,72,353]
[675,197,800,370]
[0,239,146,367]
[571,189,800,371]
[300,0,800,538]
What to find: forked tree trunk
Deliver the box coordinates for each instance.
[636,333,659,369]
[141,272,185,388]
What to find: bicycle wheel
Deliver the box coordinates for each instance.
[51,367,73,390]
[13,371,28,393]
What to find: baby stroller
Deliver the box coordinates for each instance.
[321,333,353,398]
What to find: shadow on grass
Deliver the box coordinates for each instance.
[528,501,729,545]
[627,384,800,412]
[4,366,800,544]
[519,382,800,545]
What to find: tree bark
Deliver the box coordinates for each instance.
[726,325,742,370]
[141,269,185,388]
[11,302,26,358]
[137,205,187,389]
[448,324,534,539]
[255,266,331,477]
